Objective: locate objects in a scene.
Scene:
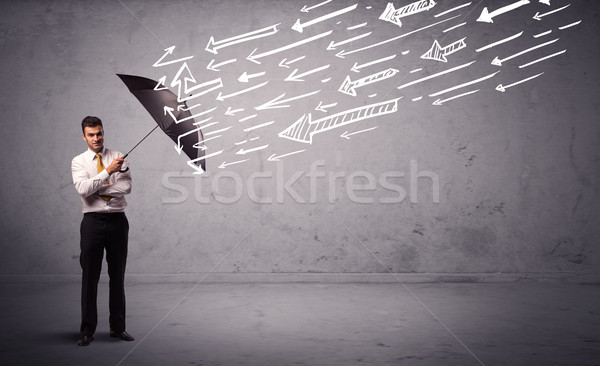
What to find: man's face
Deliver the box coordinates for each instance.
[82,125,104,153]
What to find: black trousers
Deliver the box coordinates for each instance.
[80,212,129,337]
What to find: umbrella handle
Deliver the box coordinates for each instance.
[119,153,129,173]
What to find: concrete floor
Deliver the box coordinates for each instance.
[0,281,599,366]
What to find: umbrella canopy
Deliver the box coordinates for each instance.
[117,74,206,171]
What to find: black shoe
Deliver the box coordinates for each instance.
[110,330,135,341]
[77,335,94,346]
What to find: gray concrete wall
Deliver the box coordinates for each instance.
[0,0,598,276]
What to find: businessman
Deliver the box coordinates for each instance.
[71,116,134,346]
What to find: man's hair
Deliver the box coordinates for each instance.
[81,116,103,134]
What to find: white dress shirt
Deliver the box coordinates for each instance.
[72,147,132,213]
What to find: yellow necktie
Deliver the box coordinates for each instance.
[96,153,112,201]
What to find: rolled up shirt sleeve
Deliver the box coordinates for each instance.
[98,168,132,197]
[72,158,110,198]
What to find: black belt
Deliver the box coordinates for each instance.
[84,212,125,217]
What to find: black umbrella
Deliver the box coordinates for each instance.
[117,74,206,171]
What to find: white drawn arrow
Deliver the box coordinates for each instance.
[216,81,269,101]
[301,0,332,13]
[178,103,202,112]
[225,107,244,116]
[175,127,203,154]
[236,144,269,155]
[206,58,236,72]
[315,101,337,112]
[421,37,466,62]
[205,23,280,54]
[491,38,558,66]
[327,32,372,50]
[268,149,307,161]
[397,61,475,90]
[351,54,396,73]
[477,0,530,23]
[255,89,321,110]
[340,126,377,139]
[336,14,460,58]
[164,106,217,124]
[292,4,357,33]
[339,68,399,97]
[154,76,168,91]
[171,63,223,103]
[432,89,479,105]
[533,3,570,20]
[247,30,332,64]
[279,56,305,68]
[429,71,500,97]
[243,121,274,132]
[192,135,222,149]
[475,31,523,52]
[219,159,250,169]
[496,72,544,92]
[238,71,266,83]
[153,46,194,68]
[187,150,224,174]
[285,64,330,82]
[279,98,400,144]
[379,0,437,27]
[539,0,550,5]
[519,49,566,68]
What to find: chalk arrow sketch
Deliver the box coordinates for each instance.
[315,101,337,112]
[533,4,570,21]
[238,71,266,83]
[397,61,475,90]
[171,63,223,103]
[327,32,372,50]
[175,127,203,154]
[476,31,523,52]
[205,23,280,54]
[421,37,466,62]
[432,89,479,105]
[340,126,378,139]
[336,14,460,58]
[244,121,275,132]
[268,149,307,161]
[164,106,216,126]
[193,135,221,150]
[338,68,400,97]
[379,0,437,27]
[301,0,332,13]
[477,0,530,23]
[153,46,193,68]
[278,98,400,144]
[285,64,330,82]
[519,49,566,68]
[279,56,305,68]
[351,54,397,73]
[225,107,244,116]
[216,81,269,101]
[292,4,358,33]
[247,30,332,64]
[496,72,544,92]
[206,58,236,72]
[429,71,500,97]
[491,38,559,66]
[187,150,224,174]
[219,159,250,169]
[236,144,269,155]
[154,76,168,91]
[255,90,321,110]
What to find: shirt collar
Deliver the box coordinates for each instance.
[85,147,106,161]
